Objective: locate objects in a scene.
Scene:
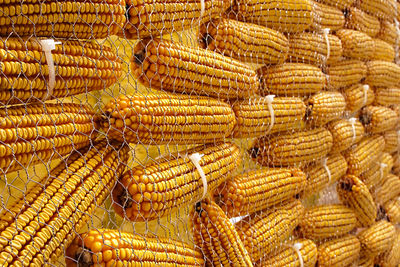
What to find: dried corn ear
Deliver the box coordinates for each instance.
[317,234,361,267]
[288,32,343,65]
[258,63,327,96]
[251,128,333,167]
[0,38,122,104]
[357,220,396,255]
[375,230,400,267]
[0,103,97,174]
[302,153,348,196]
[325,59,367,90]
[0,0,126,39]
[131,38,259,99]
[191,198,253,267]
[376,20,398,46]
[342,84,375,113]
[0,139,128,266]
[360,152,393,189]
[306,91,346,126]
[344,135,385,176]
[374,88,400,106]
[345,7,381,37]
[337,175,377,226]
[336,29,375,60]
[112,142,240,221]
[66,229,204,266]
[327,118,365,152]
[256,239,318,267]
[217,167,307,217]
[391,105,400,128]
[357,256,375,267]
[374,174,400,204]
[393,153,400,175]
[316,0,355,9]
[232,96,306,138]
[199,18,289,65]
[311,1,345,31]
[382,198,400,224]
[355,0,397,20]
[365,61,400,87]
[231,0,313,33]
[360,106,398,133]
[101,93,236,145]
[383,130,400,153]
[371,39,395,62]
[123,0,229,39]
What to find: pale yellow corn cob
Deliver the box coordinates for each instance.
[312,1,345,31]
[371,39,395,62]
[232,96,306,138]
[327,118,365,152]
[336,29,375,60]
[375,230,400,267]
[374,174,400,204]
[391,105,400,129]
[383,130,400,153]
[337,175,377,226]
[251,128,333,167]
[374,88,400,106]
[393,153,400,175]
[357,220,396,256]
[317,234,361,267]
[365,61,400,87]
[258,63,327,96]
[360,106,398,133]
[199,18,289,65]
[382,198,400,224]
[316,0,355,9]
[345,7,381,37]
[306,91,346,126]
[325,59,367,90]
[342,84,375,113]
[360,152,393,189]
[302,153,348,197]
[376,20,397,46]
[356,0,397,20]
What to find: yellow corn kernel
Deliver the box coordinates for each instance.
[325,59,367,90]
[191,198,253,267]
[374,88,400,106]
[371,39,395,62]
[312,1,345,31]
[337,175,377,227]
[66,229,204,266]
[112,142,240,221]
[393,153,400,176]
[342,84,375,113]
[360,106,398,133]
[199,18,289,65]
[360,152,393,189]
[375,230,400,267]
[232,96,306,138]
[383,130,400,153]
[357,220,396,256]
[376,20,397,46]
[327,118,365,152]
[131,38,259,99]
[306,91,346,126]
[217,168,307,217]
[101,93,236,145]
[336,29,375,60]
[315,0,355,9]
[358,256,375,267]
[391,105,400,128]
[317,234,361,267]
[345,7,381,37]
[365,61,400,87]
[356,0,397,20]
[382,198,400,224]
[258,63,327,96]
[374,174,400,205]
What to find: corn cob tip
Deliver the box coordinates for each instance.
[359,109,372,125]
[339,177,354,192]
[69,246,93,267]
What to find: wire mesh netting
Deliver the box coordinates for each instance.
[0,0,400,266]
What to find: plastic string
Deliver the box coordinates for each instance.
[39,39,61,100]
[188,153,208,200]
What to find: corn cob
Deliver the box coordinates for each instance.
[217,168,307,217]
[316,0,355,9]
[131,39,259,99]
[365,61,400,87]
[287,32,343,65]
[371,39,396,62]
[336,29,375,60]
[231,0,314,33]
[383,130,400,153]
[374,174,400,204]
[317,234,361,267]
[199,18,289,65]
[256,239,318,267]
[231,96,306,138]
[0,39,122,104]
[297,204,357,240]
[66,229,203,267]
[391,105,400,129]
[376,20,398,46]
[101,93,236,145]
[257,63,327,96]
[337,175,377,227]
[302,154,348,197]
[358,256,375,267]
[251,128,333,167]
[235,205,302,261]
[374,88,400,106]
[360,152,393,189]
[0,139,128,266]
[112,142,240,222]
[306,91,346,126]
[326,118,365,152]
[0,103,97,174]
[191,198,253,267]
[344,135,385,176]
[375,230,400,267]
[393,153,400,175]
[325,59,367,90]
[0,0,125,39]
[342,84,375,113]
[345,7,381,37]
[357,220,395,256]
[123,0,229,39]
[356,0,397,20]
[382,198,400,224]
[277,199,306,225]
[311,1,345,31]
[360,106,398,133]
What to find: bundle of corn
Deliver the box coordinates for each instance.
[336,29,375,60]
[311,1,345,31]
[359,106,398,133]
[365,61,400,87]
[0,38,122,104]
[0,103,97,174]
[0,0,126,39]
[357,220,396,256]
[359,152,393,189]
[305,91,346,126]
[317,234,361,267]
[374,88,400,106]
[325,60,367,90]
[112,143,240,221]
[375,230,400,267]
[342,84,375,113]
[326,118,365,152]
[66,229,204,266]
[345,7,381,37]
[374,174,400,205]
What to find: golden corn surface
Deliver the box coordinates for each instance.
[376,20,397,46]
[327,118,365,152]
[316,0,355,9]
[305,91,346,126]
[374,173,400,205]
[365,61,400,87]
[374,88,400,106]
[382,130,400,153]
[325,60,367,90]
[336,29,375,61]
[317,234,361,267]
[357,220,396,256]
[371,39,395,62]
[345,7,381,37]
[382,198,400,224]
[356,0,397,20]
[311,1,345,31]
[359,152,393,189]
[375,230,400,267]
[360,105,398,133]
[342,84,375,113]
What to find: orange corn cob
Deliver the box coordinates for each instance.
[325,59,367,90]
[345,7,381,37]
[360,106,398,133]
[383,130,400,153]
[342,84,375,113]
[374,88,400,106]
[317,234,361,267]
[311,1,345,31]
[365,61,400,87]
[336,29,375,61]
[327,118,365,152]
[357,220,396,256]
[360,152,393,189]
[374,174,400,205]
[376,20,398,46]
[305,91,346,126]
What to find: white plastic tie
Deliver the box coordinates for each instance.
[322,28,331,63]
[229,215,247,224]
[265,95,276,133]
[362,85,369,106]
[380,163,388,179]
[200,0,205,19]
[39,39,61,100]
[349,118,357,143]
[322,157,332,183]
[188,153,208,200]
[283,243,304,267]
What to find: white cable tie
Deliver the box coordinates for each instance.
[39,39,61,100]
[283,243,304,267]
[265,95,275,133]
[362,85,369,106]
[188,153,208,200]
[322,157,332,184]
[322,28,331,63]
[380,163,388,179]
[200,0,205,20]
[229,215,247,224]
[348,118,357,143]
